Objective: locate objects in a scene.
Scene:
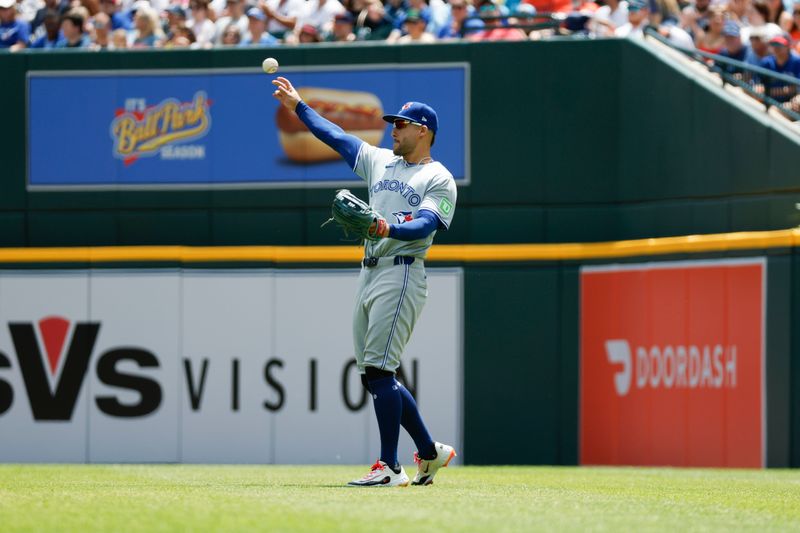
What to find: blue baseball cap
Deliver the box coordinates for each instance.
[382,102,439,134]
[166,4,187,17]
[246,6,266,20]
[628,0,648,11]
[722,20,741,37]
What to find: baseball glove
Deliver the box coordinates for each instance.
[321,189,388,241]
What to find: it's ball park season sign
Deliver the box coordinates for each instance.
[26,64,469,190]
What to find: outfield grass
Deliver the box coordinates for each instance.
[1,465,798,532]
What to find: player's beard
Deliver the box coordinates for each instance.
[392,136,413,157]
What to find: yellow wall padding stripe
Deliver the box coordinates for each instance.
[0,228,797,264]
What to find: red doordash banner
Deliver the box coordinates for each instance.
[580,259,765,467]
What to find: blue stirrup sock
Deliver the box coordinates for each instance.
[368,375,403,469]
[367,372,437,467]
[398,382,437,460]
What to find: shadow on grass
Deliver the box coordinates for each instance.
[244,483,351,489]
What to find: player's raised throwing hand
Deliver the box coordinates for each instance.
[272,77,302,111]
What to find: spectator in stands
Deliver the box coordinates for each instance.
[294,0,346,38]
[131,4,163,47]
[56,7,92,47]
[717,19,757,75]
[748,24,773,62]
[30,7,62,47]
[29,0,68,40]
[164,5,188,39]
[762,34,800,70]
[650,0,681,26]
[788,1,800,50]
[763,0,791,30]
[262,0,303,40]
[111,26,128,47]
[428,0,450,36]
[384,0,407,26]
[90,10,113,48]
[694,5,725,53]
[208,0,224,20]
[99,0,131,30]
[749,0,769,25]
[387,0,431,41]
[615,0,648,37]
[215,0,249,44]
[756,34,800,105]
[326,10,356,40]
[396,7,436,41]
[77,1,100,19]
[406,0,433,26]
[18,0,41,24]
[656,17,696,47]
[559,0,598,35]
[297,22,321,41]
[437,0,482,38]
[681,0,711,38]
[747,2,786,39]
[163,22,196,47]
[187,0,216,47]
[220,21,242,43]
[515,2,550,39]
[591,0,628,37]
[725,0,751,27]
[355,0,395,40]
[0,0,29,50]
[127,1,150,29]
[242,6,278,44]
[468,0,528,40]
[720,20,750,61]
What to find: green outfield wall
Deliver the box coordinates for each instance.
[0,39,799,467]
[1,39,800,247]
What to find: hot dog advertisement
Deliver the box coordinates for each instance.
[27,64,469,190]
[276,88,386,163]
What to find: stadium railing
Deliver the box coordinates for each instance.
[643,26,800,123]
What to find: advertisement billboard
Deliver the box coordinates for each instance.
[27,64,469,190]
[0,268,463,464]
[580,259,765,468]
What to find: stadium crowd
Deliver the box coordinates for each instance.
[1,0,799,94]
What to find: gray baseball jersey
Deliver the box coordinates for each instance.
[355,144,457,260]
[351,143,457,373]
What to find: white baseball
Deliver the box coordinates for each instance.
[262,57,279,74]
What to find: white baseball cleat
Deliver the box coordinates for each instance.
[347,460,410,487]
[412,442,457,486]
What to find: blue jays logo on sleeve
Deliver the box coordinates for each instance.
[393,211,414,224]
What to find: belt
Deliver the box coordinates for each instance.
[362,256,416,268]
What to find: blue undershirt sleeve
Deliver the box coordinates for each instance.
[387,210,440,241]
[295,101,364,169]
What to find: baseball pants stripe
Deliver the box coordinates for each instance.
[380,263,410,370]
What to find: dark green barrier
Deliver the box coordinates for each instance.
[793,249,800,467]
[462,252,795,467]
[2,39,800,247]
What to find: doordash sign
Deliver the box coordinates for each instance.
[580,259,765,468]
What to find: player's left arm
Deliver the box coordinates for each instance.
[374,173,457,240]
[384,210,439,241]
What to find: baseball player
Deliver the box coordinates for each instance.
[272,77,457,487]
